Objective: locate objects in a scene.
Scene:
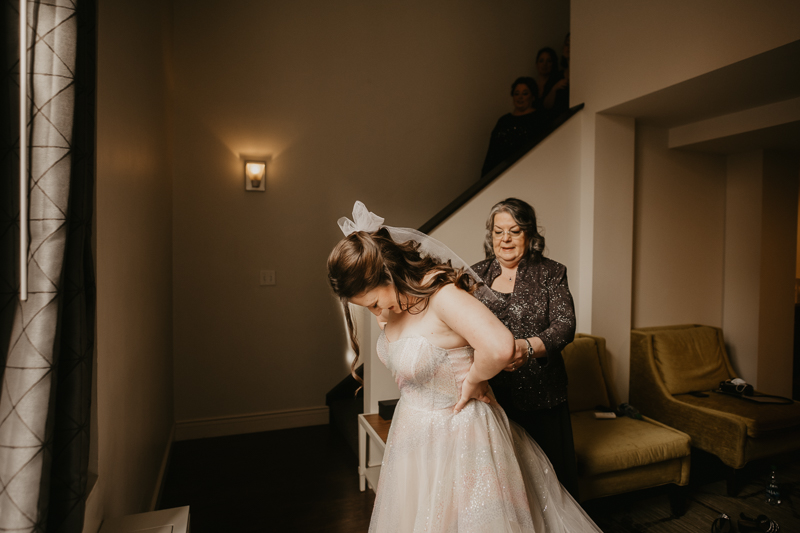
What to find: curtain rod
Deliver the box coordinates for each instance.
[19,0,28,301]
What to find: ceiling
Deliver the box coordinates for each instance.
[603,40,800,127]
[602,40,800,154]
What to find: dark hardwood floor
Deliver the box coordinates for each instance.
[583,450,800,532]
[158,425,375,532]
[158,424,799,532]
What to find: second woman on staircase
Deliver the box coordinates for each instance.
[481,77,542,177]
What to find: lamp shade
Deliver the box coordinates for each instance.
[245,160,266,191]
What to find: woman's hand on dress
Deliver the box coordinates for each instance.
[454,376,491,413]
[504,339,530,372]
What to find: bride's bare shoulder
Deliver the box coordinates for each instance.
[428,281,469,309]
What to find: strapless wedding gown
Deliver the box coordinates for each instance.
[369,331,602,533]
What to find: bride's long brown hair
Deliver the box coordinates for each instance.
[328,228,476,384]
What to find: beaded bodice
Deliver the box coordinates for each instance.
[377,331,473,411]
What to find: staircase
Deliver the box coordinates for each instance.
[325,365,364,458]
[325,103,584,452]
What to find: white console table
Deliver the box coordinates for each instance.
[357,413,392,492]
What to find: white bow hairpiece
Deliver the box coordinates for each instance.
[335,201,499,304]
[338,201,384,236]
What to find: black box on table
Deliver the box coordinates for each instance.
[378,399,399,420]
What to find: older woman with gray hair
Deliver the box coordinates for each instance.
[471,197,579,499]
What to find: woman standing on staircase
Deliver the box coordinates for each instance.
[481,77,542,177]
[533,47,567,123]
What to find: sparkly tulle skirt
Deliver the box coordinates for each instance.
[368,396,602,532]
[370,333,601,533]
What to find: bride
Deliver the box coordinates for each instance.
[328,202,601,532]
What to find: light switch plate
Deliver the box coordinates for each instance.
[260,269,276,286]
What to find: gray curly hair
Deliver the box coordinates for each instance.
[482,198,545,261]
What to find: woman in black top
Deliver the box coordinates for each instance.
[471,197,579,499]
[481,77,542,176]
[534,47,568,124]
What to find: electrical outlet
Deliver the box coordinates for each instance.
[259,269,276,286]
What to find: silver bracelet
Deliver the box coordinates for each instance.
[523,338,534,365]
[524,337,550,367]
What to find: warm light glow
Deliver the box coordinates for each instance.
[246,163,262,178]
[244,160,266,191]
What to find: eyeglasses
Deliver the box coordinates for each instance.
[492,227,524,239]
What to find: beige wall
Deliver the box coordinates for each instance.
[723,151,799,396]
[571,0,800,113]
[170,0,570,429]
[797,192,800,281]
[589,113,635,400]
[757,153,798,396]
[84,0,175,529]
[572,0,800,400]
[797,192,800,282]
[723,152,765,382]
[632,125,727,328]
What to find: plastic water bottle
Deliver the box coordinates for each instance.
[765,465,781,505]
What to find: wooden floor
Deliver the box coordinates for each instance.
[583,449,800,532]
[158,425,375,532]
[158,424,799,532]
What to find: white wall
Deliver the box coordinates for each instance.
[170,0,571,434]
[430,113,583,313]
[84,0,175,529]
[632,125,727,328]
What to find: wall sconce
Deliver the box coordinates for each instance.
[245,160,266,192]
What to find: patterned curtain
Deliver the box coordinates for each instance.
[0,1,95,532]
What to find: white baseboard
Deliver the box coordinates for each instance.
[174,406,329,441]
[151,422,175,511]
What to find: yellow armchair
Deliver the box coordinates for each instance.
[563,334,691,510]
[630,324,800,493]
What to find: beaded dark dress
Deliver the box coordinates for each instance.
[481,113,542,176]
[471,255,580,497]
[533,71,566,125]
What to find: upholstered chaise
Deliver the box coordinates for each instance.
[562,334,691,509]
[630,324,800,493]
